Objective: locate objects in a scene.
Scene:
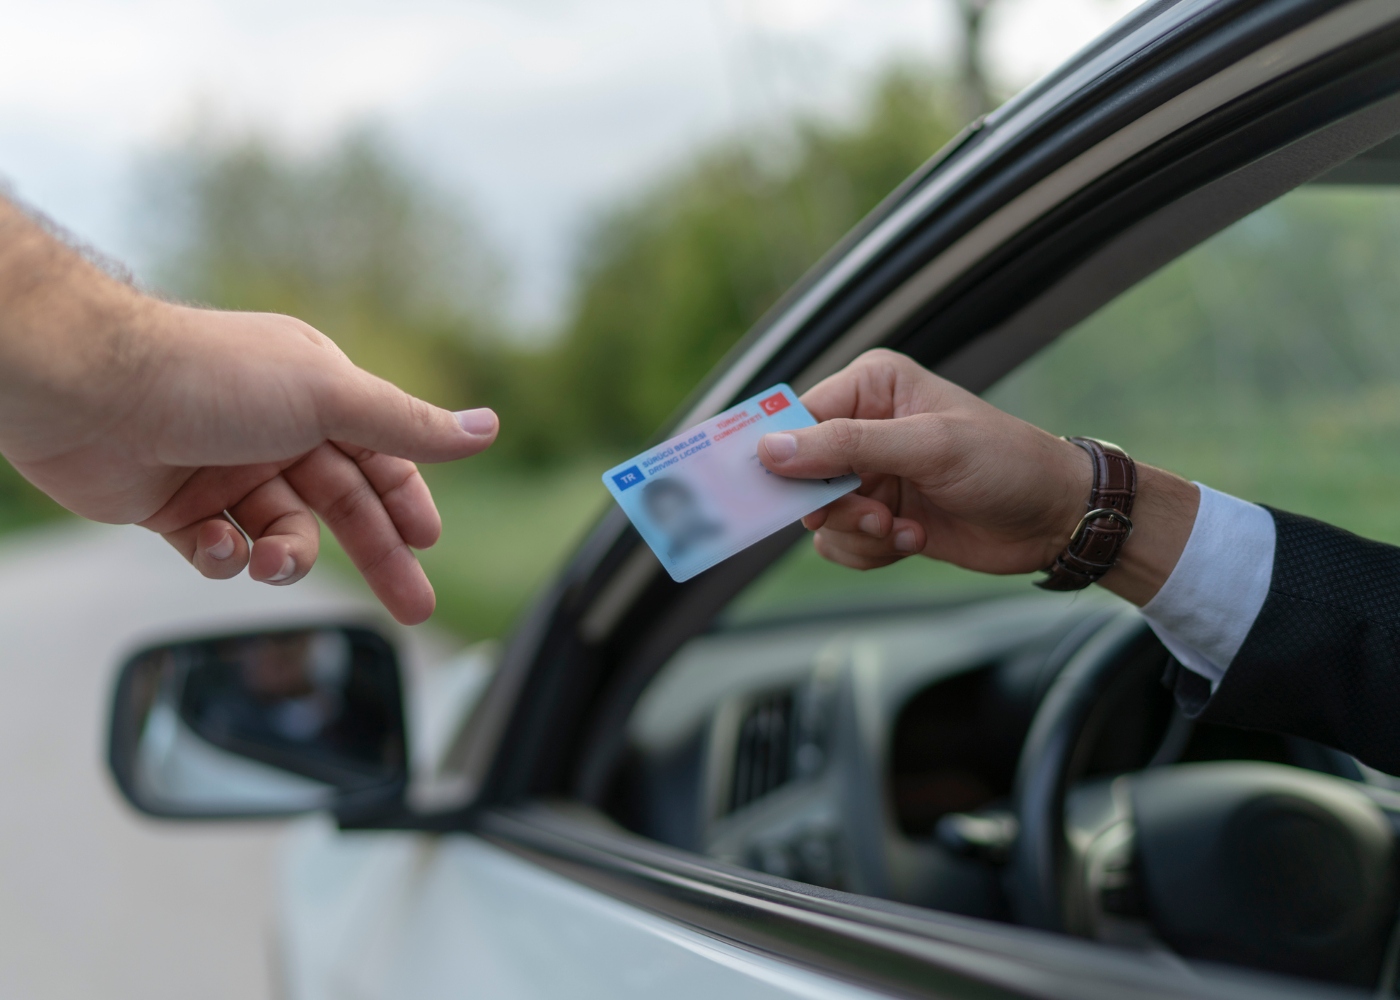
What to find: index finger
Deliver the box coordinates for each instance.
[758,412,949,481]
[318,365,499,464]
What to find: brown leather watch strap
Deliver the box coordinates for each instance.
[1036,437,1137,591]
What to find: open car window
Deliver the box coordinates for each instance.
[993,181,1400,542]
[731,181,1400,628]
[596,177,1400,973]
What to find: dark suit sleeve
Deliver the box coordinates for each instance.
[1170,508,1400,775]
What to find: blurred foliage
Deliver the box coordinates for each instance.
[990,185,1400,543]
[131,64,961,472]
[992,189,1400,425]
[410,459,610,637]
[0,462,65,535]
[136,127,501,409]
[532,65,963,457]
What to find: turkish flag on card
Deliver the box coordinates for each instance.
[759,392,790,415]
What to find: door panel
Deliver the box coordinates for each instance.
[276,820,885,1000]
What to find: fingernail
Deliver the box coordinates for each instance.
[206,532,236,561]
[859,514,881,537]
[268,554,296,583]
[455,407,498,436]
[894,528,917,553]
[764,433,797,462]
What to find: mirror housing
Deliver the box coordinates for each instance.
[108,624,408,820]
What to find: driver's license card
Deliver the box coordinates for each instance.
[602,385,860,582]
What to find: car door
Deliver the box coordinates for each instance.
[156,0,1400,996]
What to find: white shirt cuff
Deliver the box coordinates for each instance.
[1139,484,1276,692]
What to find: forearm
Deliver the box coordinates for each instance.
[0,198,156,458]
[1096,464,1200,606]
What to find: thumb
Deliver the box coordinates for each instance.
[759,414,944,481]
[319,367,498,463]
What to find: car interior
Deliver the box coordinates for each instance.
[579,121,1400,991]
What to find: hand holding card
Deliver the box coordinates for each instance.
[602,385,859,581]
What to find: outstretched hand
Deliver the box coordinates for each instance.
[0,203,496,624]
[757,349,1197,605]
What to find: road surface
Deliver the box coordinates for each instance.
[0,521,451,1000]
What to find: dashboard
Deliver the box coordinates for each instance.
[604,593,1364,919]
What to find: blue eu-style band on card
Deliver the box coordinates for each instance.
[602,384,860,582]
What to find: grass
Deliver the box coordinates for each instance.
[0,464,67,537]
[318,457,610,641]
[413,458,615,639]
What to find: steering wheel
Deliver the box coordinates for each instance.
[1006,609,1400,988]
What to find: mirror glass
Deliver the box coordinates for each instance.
[109,626,407,818]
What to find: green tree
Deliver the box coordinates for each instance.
[550,66,963,455]
[991,188,1400,435]
[136,128,501,410]
[987,185,1400,543]
[0,462,64,534]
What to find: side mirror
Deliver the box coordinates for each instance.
[108,625,407,820]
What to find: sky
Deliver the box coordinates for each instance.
[0,0,1139,330]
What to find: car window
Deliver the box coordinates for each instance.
[728,182,1400,625]
[995,183,1400,536]
[603,180,1400,915]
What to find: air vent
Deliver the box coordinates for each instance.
[729,691,795,814]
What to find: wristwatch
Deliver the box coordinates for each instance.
[1036,437,1137,591]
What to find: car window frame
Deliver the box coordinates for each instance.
[350,2,1400,995]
